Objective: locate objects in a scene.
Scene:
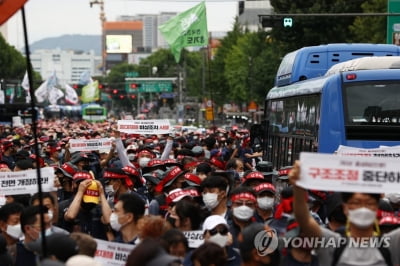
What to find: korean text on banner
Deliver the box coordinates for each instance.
[336,145,400,158]
[94,239,135,266]
[298,152,400,193]
[158,1,208,63]
[117,119,171,135]
[0,167,55,195]
[69,138,112,153]
[183,230,204,248]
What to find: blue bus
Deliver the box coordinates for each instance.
[275,43,400,87]
[264,56,400,169]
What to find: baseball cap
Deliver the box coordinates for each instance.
[72,171,93,183]
[256,161,278,176]
[166,188,200,205]
[254,183,276,194]
[202,215,228,233]
[277,166,292,180]
[83,181,100,204]
[27,233,79,262]
[242,171,265,184]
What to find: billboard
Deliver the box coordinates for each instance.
[106,35,133,54]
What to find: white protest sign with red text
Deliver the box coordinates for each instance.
[94,239,135,266]
[117,119,171,135]
[299,152,400,193]
[336,145,400,158]
[69,138,112,153]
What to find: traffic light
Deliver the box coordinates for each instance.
[259,15,293,28]
[130,83,141,89]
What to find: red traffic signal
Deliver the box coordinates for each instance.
[130,83,140,89]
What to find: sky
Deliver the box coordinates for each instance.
[5,0,238,49]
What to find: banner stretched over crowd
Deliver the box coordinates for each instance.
[158,1,208,62]
[117,119,171,135]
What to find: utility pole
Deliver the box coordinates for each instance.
[90,0,106,75]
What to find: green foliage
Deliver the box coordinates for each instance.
[349,0,386,43]
[0,34,26,80]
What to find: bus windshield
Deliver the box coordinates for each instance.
[344,82,400,125]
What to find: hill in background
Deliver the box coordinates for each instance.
[27,34,101,55]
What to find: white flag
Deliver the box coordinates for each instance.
[48,86,64,105]
[21,71,31,103]
[65,83,79,105]
[35,80,48,103]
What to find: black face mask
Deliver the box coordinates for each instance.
[81,202,97,211]
[166,214,177,228]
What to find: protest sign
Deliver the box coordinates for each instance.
[69,138,112,153]
[94,239,135,266]
[298,152,400,193]
[0,167,55,195]
[117,120,171,135]
[336,145,400,158]
[183,230,204,248]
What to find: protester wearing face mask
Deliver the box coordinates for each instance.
[107,193,145,245]
[254,183,276,223]
[136,149,155,169]
[228,187,257,249]
[148,166,188,216]
[289,161,400,266]
[183,215,241,266]
[15,206,53,266]
[103,168,136,204]
[0,202,24,262]
[201,175,230,219]
[63,171,111,240]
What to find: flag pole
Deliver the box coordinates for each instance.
[21,6,47,258]
[207,32,216,132]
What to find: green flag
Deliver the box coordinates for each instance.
[159,1,208,63]
[81,80,100,103]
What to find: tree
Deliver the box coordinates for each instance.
[349,0,386,43]
[0,34,27,80]
[269,0,365,51]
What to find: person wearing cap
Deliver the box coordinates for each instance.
[149,166,188,216]
[44,143,62,167]
[55,162,78,202]
[254,183,276,223]
[255,161,278,184]
[62,172,111,240]
[183,214,241,266]
[228,186,257,248]
[103,168,136,203]
[238,223,280,266]
[166,188,203,231]
[242,171,267,188]
[201,174,230,219]
[1,141,16,170]
[106,193,145,245]
[142,170,163,202]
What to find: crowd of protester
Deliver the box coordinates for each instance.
[0,118,399,265]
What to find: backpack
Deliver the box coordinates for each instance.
[331,236,392,266]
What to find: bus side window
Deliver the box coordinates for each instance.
[363,106,381,122]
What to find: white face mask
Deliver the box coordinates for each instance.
[209,233,228,247]
[238,172,244,178]
[233,205,254,221]
[45,227,53,236]
[47,210,54,221]
[138,157,151,168]
[202,193,220,210]
[127,154,136,161]
[257,197,274,210]
[348,207,377,228]
[105,184,114,195]
[110,213,123,231]
[6,224,22,239]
